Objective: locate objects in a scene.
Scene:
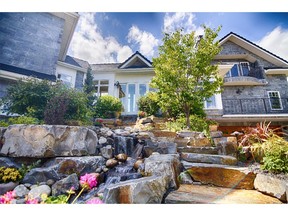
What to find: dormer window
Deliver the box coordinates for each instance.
[225,62,250,77]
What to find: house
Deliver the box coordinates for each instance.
[0,12,88,105]
[91,32,288,131]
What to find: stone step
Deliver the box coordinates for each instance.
[181,152,237,165]
[165,184,283,204]
[177,146,218,155]
[182,161,256,189]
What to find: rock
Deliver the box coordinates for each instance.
[137,117,154,125]
[152,130,177,138]
[254,173,287,202]
[46,179,55,187]
[0,157,21,168]
[177,146,218,155]
[286,183,288,203]
[1,125,98,157]
[16,198,26,204]
[0,181,19,195]
[165,184,283,204]
[103,175,169,204]
[213,136,237,145]
[133,159,144,170]
[124,127,133,132]
[100,145,113,159]
[28,185,51,200]
[113,136,137,156]
[144,154,181,189]
[143,140,177,157]
[106,159,118,168]
[98,137,107,145]
[181,153,238,165]
[100,127,113,137]
[174,137,190,147]
[217,141,238,157]
[24,183,32,188]
[0,127,7,152]
[52,156,105,176]
[13,184,29,198]
[115,153,128,162]
[22,165,61,184]
[210,131,223,138]
[184,162,256,189]
[188,137,211,147]
[178,171,194,184]
[177,131,202,138]
[52,173,79,196]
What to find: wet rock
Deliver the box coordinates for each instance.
[165,184,282,204]
[178,171,194,184]
[115,153,128,162]
[143,140,177,157]
[254,173,287,202]
[103,175,169,204]
[52,173,79,196]
[13,184,29,198]
[106,159,118,168]
[0,181,19,195]
[181,153,238,165]
[1,125,98,157]
[184,162,256,189]
[100,145,113,159]
[144,154,181,189]
[133,159,144,170]
[0,157,21,168]
[98,137,107,145]
[28,185,51,200]
[113,136,137,156]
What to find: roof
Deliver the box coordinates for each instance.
[64,55,82,68]
[118,51,152,69]
[91,63,120,72]
[0,63,56,81]
[219,32,288,66]
[71,56,91,69]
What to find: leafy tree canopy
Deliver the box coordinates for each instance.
[151,25,223,128]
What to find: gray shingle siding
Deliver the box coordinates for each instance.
[0,13,64,76]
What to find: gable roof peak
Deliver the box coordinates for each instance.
[118,51,152,69]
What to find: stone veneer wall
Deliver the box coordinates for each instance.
[0,13,64,76]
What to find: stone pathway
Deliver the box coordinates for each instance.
[165,184,283,204]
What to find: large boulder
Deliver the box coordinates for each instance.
[28,185,51,200]
[1,125,98,157]
[254,173,287,202]
[13,184,29,198]
[143,140,177,157]
[0,127,6,151]
[103,175,169,204]
[144,154,181,189]
[0,157,21,168]
[184,162,256,189]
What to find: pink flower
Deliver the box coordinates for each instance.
[80,173,98,190]
[26,198,39,204]
[0,191,16,204]
[86,197,104,204]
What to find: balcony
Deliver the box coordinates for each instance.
[223,76,267,86]
[222,98,288,115]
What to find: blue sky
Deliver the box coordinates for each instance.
[68,12,288,64]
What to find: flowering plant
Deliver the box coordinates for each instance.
[0,191,16,204]
[95,118,104,126]
[86,197,104,204]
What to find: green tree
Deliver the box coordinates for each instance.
[151,26,223,128]
[84,67,97,108]
[0,78,53,119]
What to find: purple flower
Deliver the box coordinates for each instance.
[79,173,98,190]
[0,191,16,204]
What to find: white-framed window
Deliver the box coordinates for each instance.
[58,73,72,87]
[268,91,283,110]
[94,80,109,97]
[225,62,250,78]
[205,95,217,109]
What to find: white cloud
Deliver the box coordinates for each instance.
[127,25,159,58]
[257,26,288,61]
[68,13,133,63]
[163,12,204,35]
